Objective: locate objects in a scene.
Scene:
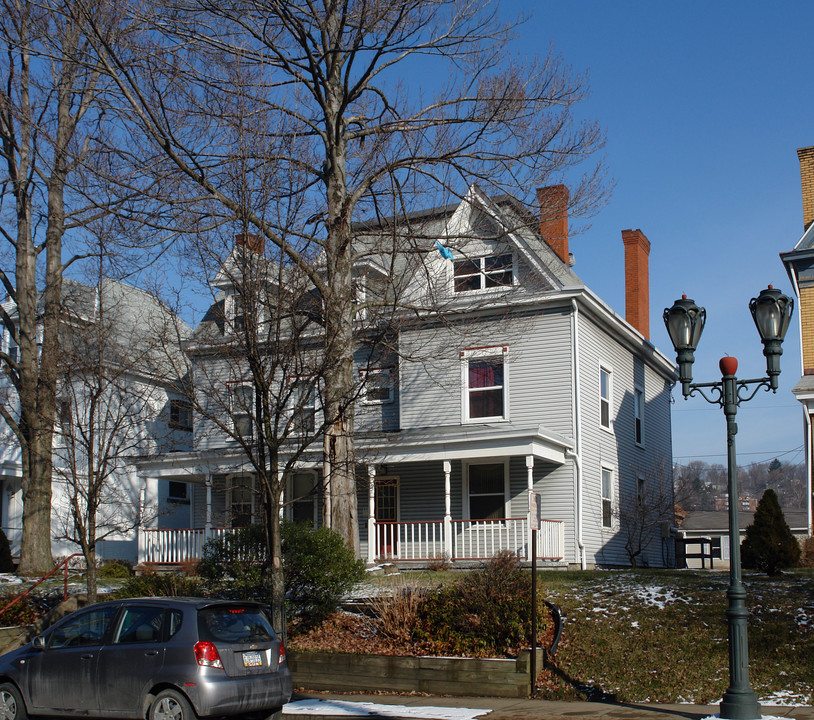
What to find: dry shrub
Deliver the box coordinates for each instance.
[178,558,200,576]
[427,553,451,572]
[369,578,426,645]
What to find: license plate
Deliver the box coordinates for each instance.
[243,651,263,667]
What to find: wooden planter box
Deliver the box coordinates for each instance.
[288,648,545,698]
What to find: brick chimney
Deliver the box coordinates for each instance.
[236,232,265,254]
[798,146,814,231]
[537,185,569,264]
[621,229,651,340]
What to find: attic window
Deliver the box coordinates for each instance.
[453,254,513,292]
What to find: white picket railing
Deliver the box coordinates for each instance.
[140,518,565,565]
[139,526,238,564]
[374,517,564,563]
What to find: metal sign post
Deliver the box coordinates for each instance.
[529,492,541,696]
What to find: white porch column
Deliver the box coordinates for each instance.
[443,460,452,560]
[137,486,147,564]
[279,469,286,520]
[526,455,535,561]
[205,476,213,541]
[367,465,376,565]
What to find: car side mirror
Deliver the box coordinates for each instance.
[32,635,46,650]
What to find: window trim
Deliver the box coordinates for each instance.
[463,459,509,521]
[360,367,395,405]
[601,465,614,530]
[599,366,613,433]
[453,252,515,294]
[634,384,645,447]
[461,345,509,423]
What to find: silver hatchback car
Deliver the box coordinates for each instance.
[0,597,292,720]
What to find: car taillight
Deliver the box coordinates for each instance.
[194,641,223,669]
[278,641,286,665]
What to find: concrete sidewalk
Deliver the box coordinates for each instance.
[284,692,814,720]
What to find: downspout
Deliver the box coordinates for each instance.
[788,269,813,537]
[567,299,586,569]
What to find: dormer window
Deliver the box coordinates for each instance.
[453,253,513,293]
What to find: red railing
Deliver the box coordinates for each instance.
[0,553,84,619]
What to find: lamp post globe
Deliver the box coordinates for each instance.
[663,295,706,396]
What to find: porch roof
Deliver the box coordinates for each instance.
[357,423,572,465]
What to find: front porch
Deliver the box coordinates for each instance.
[137,516,565,566]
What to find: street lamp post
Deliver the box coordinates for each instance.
[663,286,793,720]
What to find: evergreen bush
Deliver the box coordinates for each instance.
[282,521,365,625]
[0,529,15,573]
[199,522,365,624]
[740,489,801,576]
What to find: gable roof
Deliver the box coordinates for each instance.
[351,184,584,296]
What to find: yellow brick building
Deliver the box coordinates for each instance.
[781,146,814,537]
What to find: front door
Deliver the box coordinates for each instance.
[375,477,398,557]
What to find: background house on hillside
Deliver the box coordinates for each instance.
[137,184,678,570]
[0,279,192,561]
[676,508,808,569]
[780,145,814,539]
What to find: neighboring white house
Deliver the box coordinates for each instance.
[0,279,192,562]
[136,184,678,569]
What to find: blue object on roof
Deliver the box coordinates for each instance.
[436,241,454,261]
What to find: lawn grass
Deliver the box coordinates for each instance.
[536,569,814,705]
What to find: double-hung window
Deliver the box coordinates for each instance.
[228,474,255,526]
[361,368,395,404]
[229,383,253,439]
[290,472,318,525]
[462,346,508,422]
[466,462,508,521]
[634,386,644,445]
[453,253,513,293]
[170,399,193,431]
[600,367,612,430]
[290,378,317,436]
[601,467,613,529]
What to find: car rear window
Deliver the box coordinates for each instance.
[197,605,276,643]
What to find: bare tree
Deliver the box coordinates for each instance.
[614,462,676,568]
[159,224,375,625]
[0,0,121,573]
[51,260,187,601]
[86,0,605,552]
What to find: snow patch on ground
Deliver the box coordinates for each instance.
[629,584,681,610]
[284,699,487,719]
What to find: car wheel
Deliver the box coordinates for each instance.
[266,708,283,720]
[149,690,196,720]
[0,683,26,720]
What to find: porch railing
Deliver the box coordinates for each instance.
[374,517,565,563]
[138,526,238,564]
[139,517,565,565]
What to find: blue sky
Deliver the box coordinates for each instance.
[504,1,811,469]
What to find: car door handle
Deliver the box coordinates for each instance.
[145,650,159,656]
[81,654,94,660]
